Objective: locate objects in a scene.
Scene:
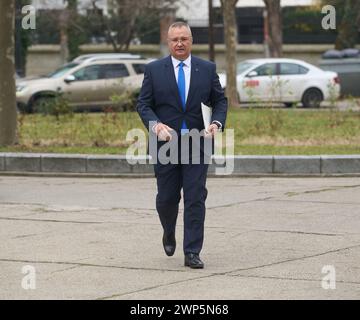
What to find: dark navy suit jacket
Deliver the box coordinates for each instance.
[137,55,228,134]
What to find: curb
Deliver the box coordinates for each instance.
[1,153,360,177]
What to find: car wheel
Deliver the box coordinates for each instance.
[17,102,31,114]
[32,96,55,113]
[301,88,323,108]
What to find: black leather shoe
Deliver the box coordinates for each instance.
[184,253,204,269]
[162,232,176,256]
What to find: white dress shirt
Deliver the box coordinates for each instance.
[172,55,222,129]
[171,55,191,103]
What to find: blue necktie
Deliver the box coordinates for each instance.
[177,62,188,132]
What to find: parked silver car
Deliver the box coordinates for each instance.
[16,55,150,112]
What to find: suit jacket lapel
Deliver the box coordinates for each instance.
[186,58,200,110]
[164,56,183,112]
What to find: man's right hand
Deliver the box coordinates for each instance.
[153,123,173,141]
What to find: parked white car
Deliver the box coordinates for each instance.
[218,58,341,108]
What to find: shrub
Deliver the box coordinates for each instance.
[110,88,141,112]
[33,91,73,119]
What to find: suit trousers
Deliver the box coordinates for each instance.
[154,134,210,255]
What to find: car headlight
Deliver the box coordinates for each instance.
[16,85,27,92]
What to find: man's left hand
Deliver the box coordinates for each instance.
[205,123,219,137]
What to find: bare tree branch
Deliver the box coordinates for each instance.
[220,0,240,107]
[263,0,283,57]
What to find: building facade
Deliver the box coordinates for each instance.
[31,0,112,15]
[177,0,318,27]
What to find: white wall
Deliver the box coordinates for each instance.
[177,0,318,27]
[31,0,110,14]
[31,0,65,10]
[32,0,318,22]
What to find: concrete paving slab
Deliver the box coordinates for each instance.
[274,156,320,174]
[0,154,4,171]
[41,154,87,173]
[87,155,132,174]
[233,156,273,174]
[0,261,199,300]
[0,176,359,299]
[3,152,360,175]
[230,245,360,283]
[206,200,360,234]
[114,273,360,300]
[4,153,41,172]
[321,155,360,174]
[270,184,360,204]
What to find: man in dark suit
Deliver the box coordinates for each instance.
[137,22,228,269]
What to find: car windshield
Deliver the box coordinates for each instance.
[237,61,256,74]
[47,63,79,78]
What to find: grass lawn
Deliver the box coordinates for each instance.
[1,108,360,155]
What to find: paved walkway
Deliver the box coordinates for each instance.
[0,176,359,299]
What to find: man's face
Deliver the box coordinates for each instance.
[167,26,193,61]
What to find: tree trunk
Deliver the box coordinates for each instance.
[221,0,239,107]
[208,0,215,62]
[335,0,360,50]
[159,10,175,57]
[264,0,283,58]
[0,0,17,146]
[59,9,70,63]
[67,0,81,61]
[123,6,140,51]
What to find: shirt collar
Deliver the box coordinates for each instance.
[171,55,191,68]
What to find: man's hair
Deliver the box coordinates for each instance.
[168,21,192,37]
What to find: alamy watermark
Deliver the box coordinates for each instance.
[21,5,36,30]
[21,265,36,290]
[126,124,235,175]
[321,265,336,290]
[322,5,336,30]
